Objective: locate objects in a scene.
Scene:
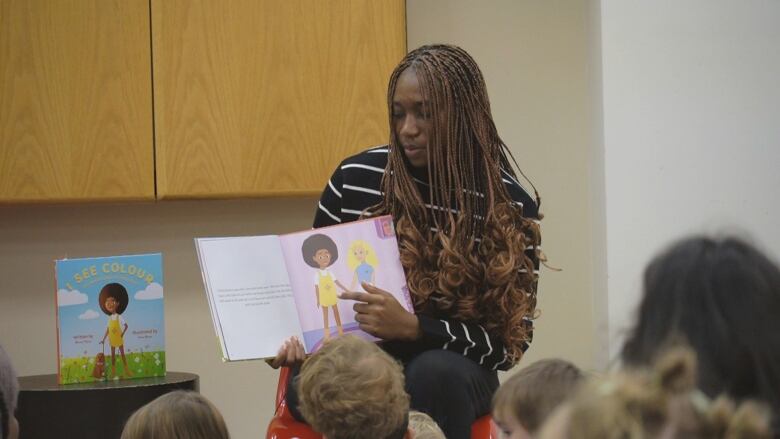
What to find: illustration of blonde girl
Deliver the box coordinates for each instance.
[347,240,378,291]
[99,283,133,378]
[302,234,348,341]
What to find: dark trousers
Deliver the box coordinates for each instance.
[286,349,499,439]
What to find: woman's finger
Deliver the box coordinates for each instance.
[353,303,370,314]
[358,323,376,335]
[293,337,305,361]
[267,342,287,369]
[284,339,297,365]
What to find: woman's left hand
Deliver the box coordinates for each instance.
[340,282,420,341]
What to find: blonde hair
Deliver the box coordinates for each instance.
[121,390,230,439]
[538,348,771,439]
[408,410,445,439]
[346,240,379,271]
[493,358,583,433]
[297,335,409,439]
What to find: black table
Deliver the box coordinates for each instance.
[17,372,199,439]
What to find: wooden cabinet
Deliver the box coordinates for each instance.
[152,0,405,198]
[0,0,155,202]
[0,0,405,202]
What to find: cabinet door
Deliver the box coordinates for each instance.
[153,0,405,199]
[0,0,154,202]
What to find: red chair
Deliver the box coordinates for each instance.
[266,367,497,439]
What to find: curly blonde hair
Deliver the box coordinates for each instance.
[346,240,379,271]
[368,44,542,363]
[538,347,772,439]
[297,335,409,439]
[408,410,445,439]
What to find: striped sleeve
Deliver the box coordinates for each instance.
[417,316,524,371]
[313,165,344,228]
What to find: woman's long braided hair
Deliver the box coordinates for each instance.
[368,44,541,362]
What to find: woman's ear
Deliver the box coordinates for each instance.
[405,428,414,439]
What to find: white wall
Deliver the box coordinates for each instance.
[600,0,780,359]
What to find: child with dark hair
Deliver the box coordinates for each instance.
[301,233,350,341]
[492,358,584,438]
[98,283,133,378]
[621,236,780,435]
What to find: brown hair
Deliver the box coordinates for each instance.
[369,44,541,363]
[301,233,339,268]
[493,358,584,433]
[297,335,409,439]
[539,348,772,439]
[120,390,230,439]
[99,283,129,315]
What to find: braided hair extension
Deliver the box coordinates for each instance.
[367,44,542,362]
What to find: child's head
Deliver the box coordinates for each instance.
[537,347,772,439]
[297,335,409,439]
[302,234,339,269]
[621,236,780,423]
[408,410,445,439]
[347,240,378,270]
[98,283,129,315]
[492,358,583,438]
[0,345,18,439]
[120,390,229,439]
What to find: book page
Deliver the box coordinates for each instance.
[196,236,302,361]
[279,216,412,353]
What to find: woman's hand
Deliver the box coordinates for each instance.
[340,282,421,341]
[266,336,305,369]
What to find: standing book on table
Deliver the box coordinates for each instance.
[55,253,165,384]
[195,215,413,361]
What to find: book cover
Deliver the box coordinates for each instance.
[195,215,413,361]
[55,253,165,384]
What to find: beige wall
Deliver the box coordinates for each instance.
[407,0,601,373]
[0,199,316,439]
[0,1,601,437]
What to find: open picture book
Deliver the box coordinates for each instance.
[195,215,413,361]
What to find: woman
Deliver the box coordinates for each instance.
[273,44,541,439]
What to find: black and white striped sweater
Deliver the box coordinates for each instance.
[313,145,540,371]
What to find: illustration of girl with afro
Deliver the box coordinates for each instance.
[302,234,349,341]
[99,283,133,378]
[347,240,378,291]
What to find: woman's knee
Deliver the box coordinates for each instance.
[405,350,478,390]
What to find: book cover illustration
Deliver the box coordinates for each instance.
[55,254,165,384]
[280,215,413,352]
